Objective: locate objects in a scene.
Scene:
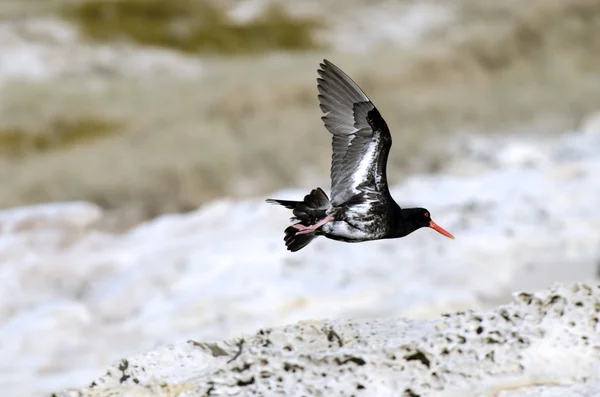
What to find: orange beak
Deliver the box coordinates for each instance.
[429,220,455,240]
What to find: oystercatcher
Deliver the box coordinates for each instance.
[267,59,455,252]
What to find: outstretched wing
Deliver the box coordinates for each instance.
[317,59,393,206]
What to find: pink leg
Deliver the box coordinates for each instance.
[291,223,310,231]
[294,216,334,235]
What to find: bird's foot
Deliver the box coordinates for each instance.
[293,216,334,235]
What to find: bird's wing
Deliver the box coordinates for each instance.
[317,59,393,206]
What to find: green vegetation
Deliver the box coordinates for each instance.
[0,117,121,157]
[62,0,321,54]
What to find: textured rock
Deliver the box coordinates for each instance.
[52,283,600,397]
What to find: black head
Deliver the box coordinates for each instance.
[401,207,455,239]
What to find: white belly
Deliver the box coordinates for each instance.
[321,221,373,241]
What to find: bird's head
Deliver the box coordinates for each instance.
[402,208,455,239]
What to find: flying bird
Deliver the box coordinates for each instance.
[267,59,454,252]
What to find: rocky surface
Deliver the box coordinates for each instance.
[53,283,600,396]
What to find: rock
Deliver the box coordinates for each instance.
[0,19,203,83]
[582,112,600,140]
[495,142,549,169]
[52,283,600,397]
[0,201,101,233]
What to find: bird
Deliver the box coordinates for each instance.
[266,59,455,252]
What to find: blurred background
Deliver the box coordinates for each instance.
[1,0,598,229]
[1,0,600,396]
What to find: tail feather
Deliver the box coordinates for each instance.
[302,187,330,210]
[267,187,331,225]
[266,187,331,252]
[284,226,317,252]
[265,199,298,209]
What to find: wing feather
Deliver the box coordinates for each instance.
[317,59,393,206]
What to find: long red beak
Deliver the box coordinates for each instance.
[429,220,455,240]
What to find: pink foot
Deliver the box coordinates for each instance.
[293,216,334,235]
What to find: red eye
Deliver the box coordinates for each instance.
[424,212,429,217]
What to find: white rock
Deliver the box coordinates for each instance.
[0,201,102,233]
[228,0,270,23]
[327,2,454,53]
[0,19,203,84]
[52,283,600,397]
[495,142,549,169]
[582,112,600,140]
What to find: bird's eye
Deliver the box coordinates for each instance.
[424,212,429,218]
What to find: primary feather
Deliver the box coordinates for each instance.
[317,59,393,207]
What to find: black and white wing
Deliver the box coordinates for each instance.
[317,59,393,207]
